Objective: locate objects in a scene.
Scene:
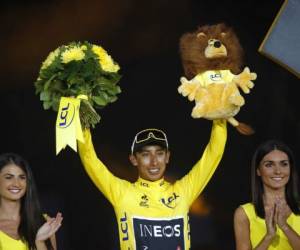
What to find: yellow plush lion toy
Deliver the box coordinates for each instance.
[178,23,257,134]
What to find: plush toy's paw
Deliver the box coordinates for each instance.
[178,77,200,101]
[233,67,257,94]
[180,76,189,84]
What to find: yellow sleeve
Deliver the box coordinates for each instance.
[78,129,129,206]
[174,119,227,206]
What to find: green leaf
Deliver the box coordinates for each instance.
[92,96,107,106]
[109,96,118,103]
[42,101,52,110]
[44,73,57,90]
[40,91,51,101]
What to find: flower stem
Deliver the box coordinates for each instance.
[79,100,101,129]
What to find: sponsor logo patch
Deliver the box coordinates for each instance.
[133,217,185,250]
[209,73,222,81]
[160,192,179,209]
[139,194,149,208]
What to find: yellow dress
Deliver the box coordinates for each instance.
[242,203,300,249]
[0,231,28,250]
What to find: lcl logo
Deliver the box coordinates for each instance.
[120,212,129,241]
[160,193,179,209]
[58,103,75,128]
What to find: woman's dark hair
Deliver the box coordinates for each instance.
[0,153,53,250]
[251,140,300,218]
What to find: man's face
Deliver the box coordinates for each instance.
[130,145,170,181]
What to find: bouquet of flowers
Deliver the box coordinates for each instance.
[34,41,121,129]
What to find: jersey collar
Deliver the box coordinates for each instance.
[137,177,166,189]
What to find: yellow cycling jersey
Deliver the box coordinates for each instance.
[78,120,227,250]
[0,231,28,250]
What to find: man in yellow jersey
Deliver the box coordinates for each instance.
[78,119,227,250]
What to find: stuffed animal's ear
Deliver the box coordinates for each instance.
[197,32,206,38]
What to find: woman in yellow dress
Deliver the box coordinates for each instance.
[234,140,300,249]
[0,153,63,250]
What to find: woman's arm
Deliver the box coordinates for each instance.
[276,201,300,250]
[35,241,48,250]
[35,213,63,250]
[50,234,57,250]
[280,224,300,250]
[35,236,57,250]
[234,206,252,250]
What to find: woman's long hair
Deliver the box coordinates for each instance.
[251,140,300,218]
[0,153,53,250]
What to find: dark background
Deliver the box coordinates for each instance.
[1,0,299,249]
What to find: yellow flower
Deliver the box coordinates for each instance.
[61,46,85,64]
[92,45,120,72]
[41,48,60,69]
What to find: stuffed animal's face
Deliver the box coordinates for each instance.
[180,23,244,79]
[204,38,227,58]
